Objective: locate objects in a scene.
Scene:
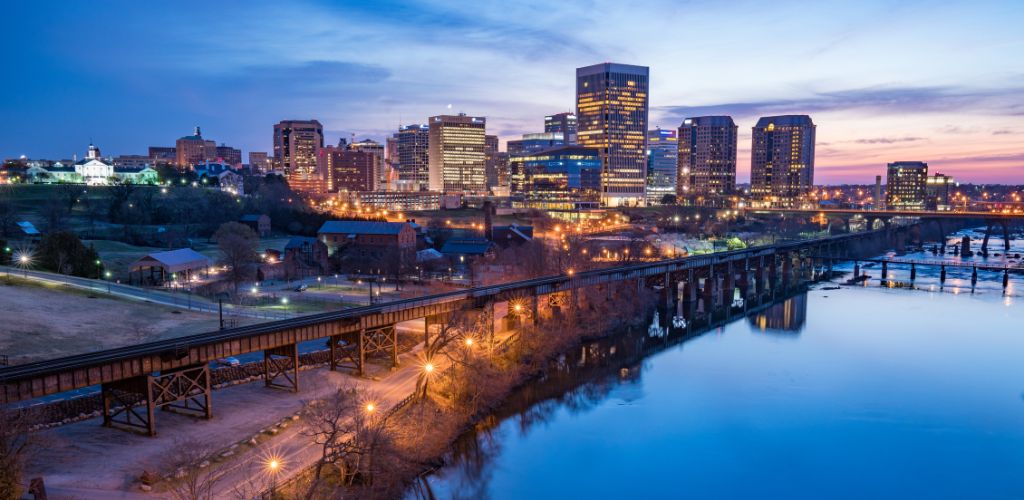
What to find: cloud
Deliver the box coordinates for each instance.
[852,136,925,145]
[654,85,1024,122]
[992,129,1014,135]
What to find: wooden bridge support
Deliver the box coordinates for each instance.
[101,364,211,436]
[264,344,299,392]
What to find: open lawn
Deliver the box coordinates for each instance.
[0,277,257,364]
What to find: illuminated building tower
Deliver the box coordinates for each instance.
[544,112,578,144]
[885,161,928,210]
[520,146,602,206]
[397,124,430,191]
[677,116,737,198]
[750,115,815,204]
[175,126,217,168]
[319,146,376,193]
[273,120,324,194]
[427,113,487,194]
[385,135,398,189]
[576,62,650,207]
[645,128,678,205]
[248,152,271,174]
[925,172,957,211]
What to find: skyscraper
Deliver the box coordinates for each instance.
[248,152,271,174]
[485,134,500,190]
[544,112,578,144]
[319,147,377,193]
[925,173,957,211]
[273,120,323,181]
[750,115,815,203]
[175,126,217,168]
[397,124,430,191]
[886,161,928,210]
[677,116,738,197]
[348,139,385,189]
[576,62,650,207]
[645,128,678,205]
[427,113,487,194]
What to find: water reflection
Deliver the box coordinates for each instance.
[748,293,807,334]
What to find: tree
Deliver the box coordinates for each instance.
[0,192,16,238]
[0,406,37,500]
[213,222,259,293]
[660,193,678,205]
[161,437,225,500]
[37,231,103,277]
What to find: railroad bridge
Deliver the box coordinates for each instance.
[2,227,910,435]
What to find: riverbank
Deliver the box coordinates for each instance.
[282,285,659,498]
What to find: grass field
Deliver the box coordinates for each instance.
[0,276,262,364]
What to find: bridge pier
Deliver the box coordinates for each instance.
[940,265,946,283]
[1004,270,1010,289]
[910,263,916,281]
[981,223,993,256]
[960,235,972,257]
[264,343,300,392]
[1001,220,1011,251]
[971,266,978,287]
[881,261,888,280]
[102,364,212,437]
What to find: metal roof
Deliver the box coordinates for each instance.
[129,248,211,274]
[318,220,409,235]
[440,238,495,255]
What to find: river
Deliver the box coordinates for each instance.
[411,229,1024,499]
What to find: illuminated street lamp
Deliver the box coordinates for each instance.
[424,362,434,373]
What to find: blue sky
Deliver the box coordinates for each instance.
[2,0,1022,183]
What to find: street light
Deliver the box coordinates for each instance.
[424,362,434,373]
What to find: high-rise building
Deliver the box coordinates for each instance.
[385,135,399,190]
[493,152,511,188]
[427,113,487,193]
[175,126,217,168]
[248,152,271,174]
[885,161,928,210]
[319,147,377,193]
[520,146,602,198]
[485,134,500,190]
[397,124,430,191]
[544,112,578,144]
[273,120,323,179]
[576,62,650,207]
[645,128,678,204]
[216,144,242,168]
[348,139,385,189]
[750,115,815,203]
[926,173,957,211]
[677,116,738,197]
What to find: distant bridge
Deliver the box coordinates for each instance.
[0,227,907,435]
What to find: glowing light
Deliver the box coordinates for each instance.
[424,363,435,373]
[365,403,375,413]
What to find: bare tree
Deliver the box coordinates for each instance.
[161,437,225,500]
[213,222,260,294]
[0,406,35,500]
[0,190,18,239]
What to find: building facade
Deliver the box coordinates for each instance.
[926,173,957,211]
[544,112,578,144]
[148,146,176,164]
[576,62,650,207]
[319,147,377,193]
[519,146,602,202]
[885,161,929,210]
[427,114,487,194]
[645,128,678,205]
[750,115,815,204]
[175,127,217,168]
[485,134,500,190]
[273,119,324,181]
[348,139,385,189]
[677,116,738,198]
[397,124,430,191]
[216,145,243,168]
[248,152,271,174]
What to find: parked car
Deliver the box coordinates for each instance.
[294,284,309,292]
[216,357,241,367]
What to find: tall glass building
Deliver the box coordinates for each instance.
[576,62,650,207]
[508,132,564,193]
[750,115,815,204]
[886,161,928,210]
[544,112,578,144]
[427,114,487,194]
[678,116,738,197]
[645,128,678,205]
[520,146,602,206]
[397,124,430,191]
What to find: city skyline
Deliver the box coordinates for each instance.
[2,0,1022,184]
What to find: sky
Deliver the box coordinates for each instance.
[2,0,1022,184]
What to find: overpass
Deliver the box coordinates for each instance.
[0,228,904,435]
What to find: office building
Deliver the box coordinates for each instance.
[926,173,957,211]
[576,62,650,207]
[485,134,500,190]
[215,145,242,168]
[249,152,271,174]
[750,115,815,203]
[677,116,738,197]
[319,147,377,193]
[544,112,578,144]
[148,146,176,164]
[886,161,928,210]
[397,124,430,191]
[273,119,324,179]
[175,126,217,168]
[348,139,385,189]
[645,128,678,204]
[427,113,487,193]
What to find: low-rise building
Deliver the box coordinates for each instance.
[239,214,271,236]
[317,220,417,265]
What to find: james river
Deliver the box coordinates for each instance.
[411,230,1024,499]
